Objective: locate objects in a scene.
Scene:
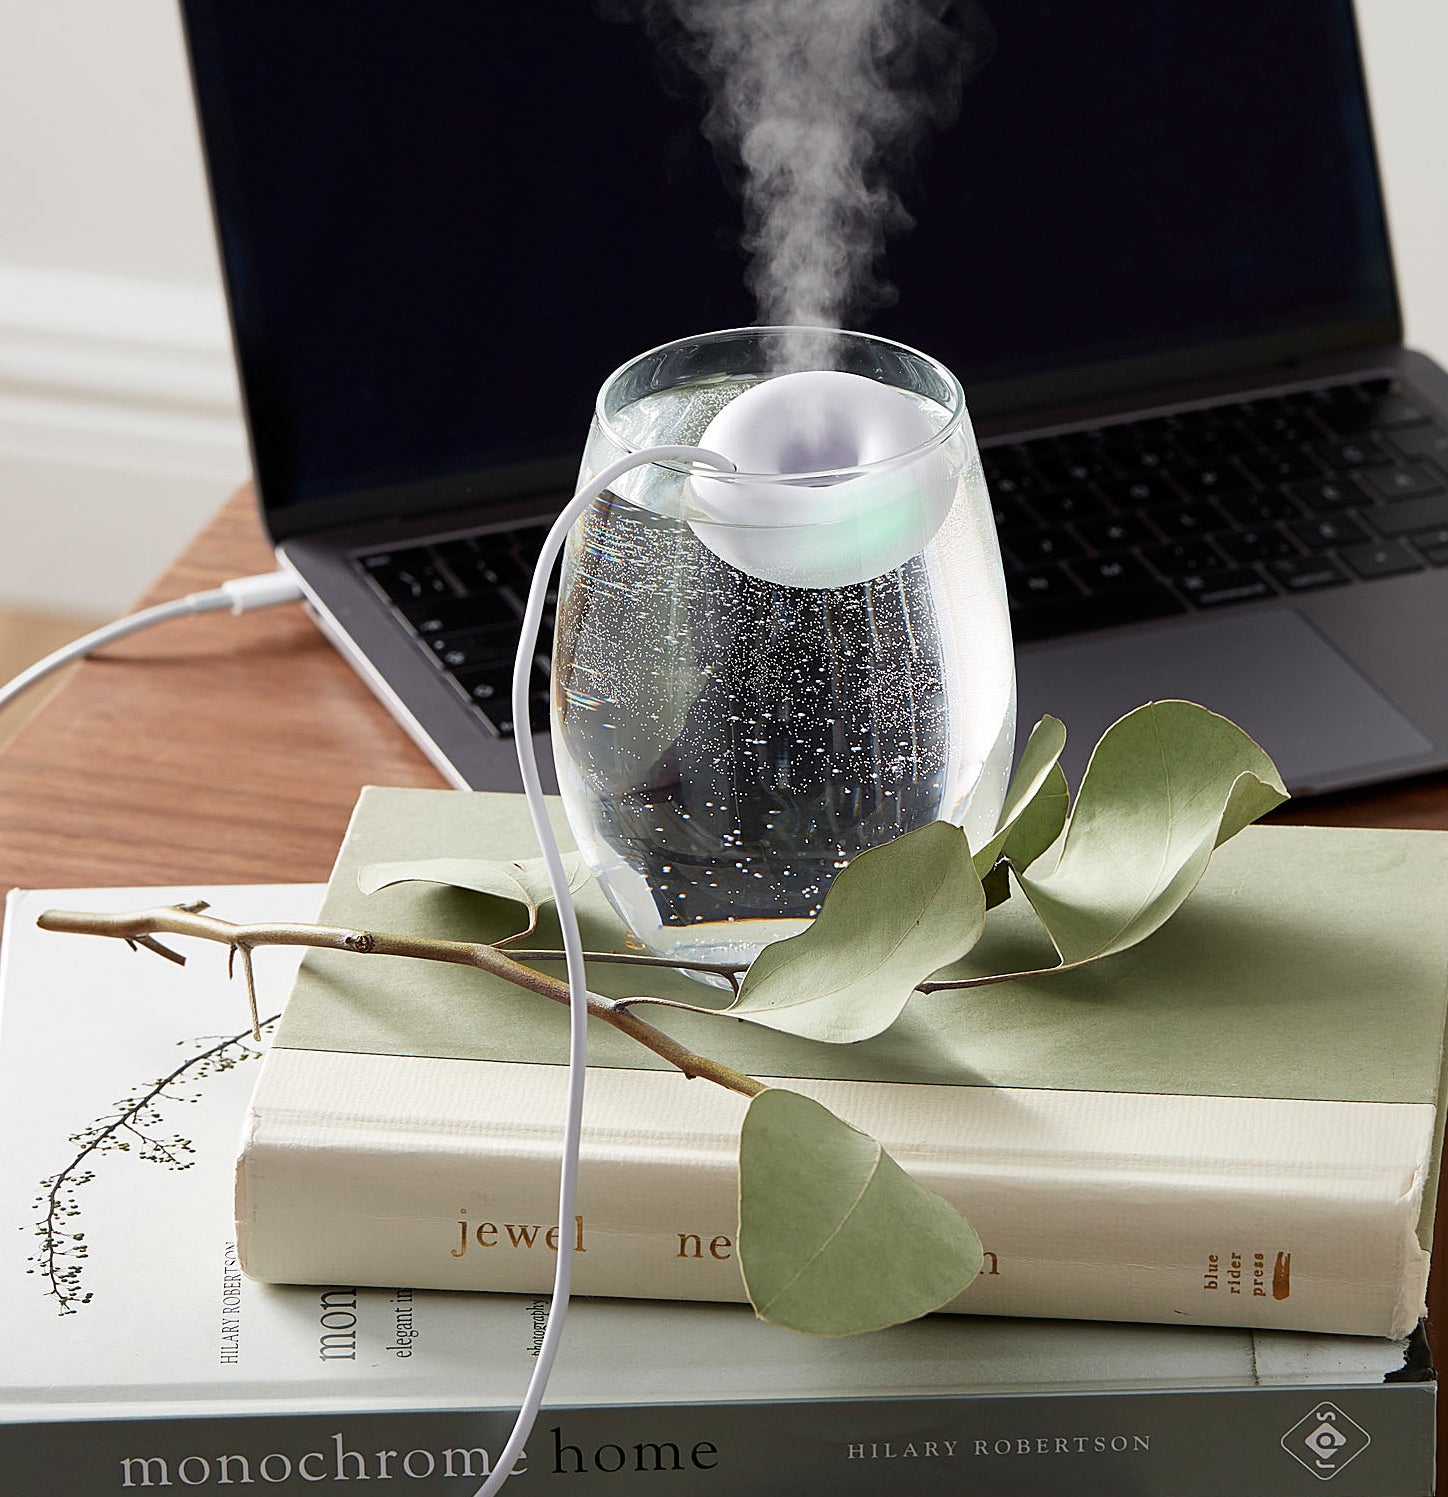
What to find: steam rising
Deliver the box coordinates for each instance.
[632,0,992,360]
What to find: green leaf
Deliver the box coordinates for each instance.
[971,714,1068,877]
[981,762,1071,910]
[357,855,590,937]
[1001,762,1070,873]
[1016,700,1287,966]
[728,821,986,1043]
[737,1089,983,1335]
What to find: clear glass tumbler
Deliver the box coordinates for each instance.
[552,326,1014,968]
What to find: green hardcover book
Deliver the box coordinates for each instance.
[0,884,1435,1497]
[234,789,1448,1339]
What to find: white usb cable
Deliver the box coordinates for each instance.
[482,444,733,1495]
[0,571,305,714]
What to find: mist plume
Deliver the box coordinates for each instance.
[632,0,992,361]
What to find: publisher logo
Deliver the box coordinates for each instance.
[1281,1402,1370,1480]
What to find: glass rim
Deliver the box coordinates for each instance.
[593,325,968,485]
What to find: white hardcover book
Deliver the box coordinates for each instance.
[0,884,1434,1497]
[229,790,1448,1339]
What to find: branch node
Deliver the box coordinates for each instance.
[227,942,262,1040]
[134,935,186,967]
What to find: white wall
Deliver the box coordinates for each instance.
[0,1,245,619]
[1357,4,1448,356]
[0,2,1443,619]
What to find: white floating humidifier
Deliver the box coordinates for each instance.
[688,368,953,589]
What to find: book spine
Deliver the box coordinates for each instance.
[236,1053,1435,1339]
[3,1382,1434,1496]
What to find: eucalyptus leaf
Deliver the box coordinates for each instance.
[727,821,986,1042]
[1015,700,1287,966]
[971,714,1068,877]
[1000,762,1070,874]
[981,762,1071,910]
[737,1089,983,1335]
[357,855,590,936]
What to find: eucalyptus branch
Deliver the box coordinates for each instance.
[37,905,764,1101]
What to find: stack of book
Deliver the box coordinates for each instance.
[2,790,1444,1494]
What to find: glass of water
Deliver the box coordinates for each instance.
[551,326,1014,969]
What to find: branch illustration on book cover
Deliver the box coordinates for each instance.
[38,700,1286,1336]
[29,1018,277,1314]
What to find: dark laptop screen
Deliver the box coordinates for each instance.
[181,1,1395,525]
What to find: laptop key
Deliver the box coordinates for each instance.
[1073,513,1160,552]
[451,664,512,706]
[1147,501,1229,540]
[433,539,504,592]
[1301,382,1370,415]
[1142,539,1229,577]
[424,628,516,671]
[1171,463,1242,498]
[1010,583,1186,643]
[1096,474,1181,511]
[1235,449,1325,486]
[1217,487,1305,525]
[1177,568,1275,608]
[1031,453,1117,488]
[364,557,451,605]
[1316,385,1431,434]
[1069,554,1156,590]
[1356,385,1435,429]
[1268,555,1350,592]
[1314,436,1391,471]
[1027,487,1109,523]
[1289,514,1371,551]
[1360,462,1445,502]
[1217,526,1299,564]
[1362,490,1448,538]
[1236,410,1328,449]
[359,544,440,575]
[1287,475,1367,513]
[1006,563,1084,607]
[1337,538,1425,580]
[1411,527,1448,566]
[1006,530,1086,567]
[400,592,521,635]
[1388,424,1448,467]
[451,664,551,734]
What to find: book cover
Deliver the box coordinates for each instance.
[235,789,1448,1338]
[0,884,1435,1497]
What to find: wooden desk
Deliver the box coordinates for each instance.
[3,486,1447,1457]
[0,489,446,892]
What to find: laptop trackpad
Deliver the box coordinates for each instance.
[1017,607,1434,794]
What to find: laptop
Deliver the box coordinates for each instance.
[180,0,1448,796]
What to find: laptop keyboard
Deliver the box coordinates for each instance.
[989,376,1448,643]
[356,524,555,737]
[354,376,1448,739]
